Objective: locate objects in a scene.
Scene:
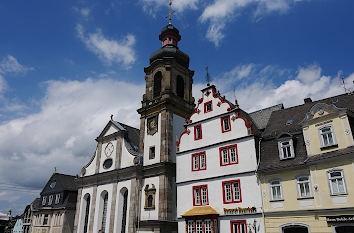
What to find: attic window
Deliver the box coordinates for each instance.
[285,120,293,125]
[332,98,339,103]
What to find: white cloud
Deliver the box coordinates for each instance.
[0,55,33,74]
[0,211,8,220]
[202,63,354,112]
[0,77,143,192]
[76,24,136,67]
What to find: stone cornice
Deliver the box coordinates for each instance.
[76,162,176,188]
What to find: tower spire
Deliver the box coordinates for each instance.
[166,0,174,25]
[205,66,211,86]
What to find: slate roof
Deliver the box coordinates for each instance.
[249,104,284,131]
[52,173,77,192]
[118,122,140,149]
[258,93,354,172]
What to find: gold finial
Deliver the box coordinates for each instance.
[166,0,174,24]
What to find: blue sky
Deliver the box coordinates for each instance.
[0,0,354,217]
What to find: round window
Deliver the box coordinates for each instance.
[103,158,113,169]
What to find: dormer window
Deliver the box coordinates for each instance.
[48,195,53,205]
[204,101,212,113]
[278,138,295,160]
[319,125,336,148]
[55,194,60,204]
[42,196,47,205]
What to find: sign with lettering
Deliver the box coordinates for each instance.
[326,215,354,223]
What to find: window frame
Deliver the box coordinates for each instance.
[42,196,46,206]
[296,175,313,199]
[48,195,53,205]
[269,179,283,201]
[194,124,203,140]
[327,169,347,195]
[191,151,207,171]
[204,101,213,113]
[221,115,231,133]
[219,144,238,166]
[278,138,295,160]
[319,125,337,148]
[55,194,60,204]
[230,220,247,233]
[193,185,209,206]
[222,179,242,204]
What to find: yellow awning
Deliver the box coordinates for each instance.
[181,206,219,217]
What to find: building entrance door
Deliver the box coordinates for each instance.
[335,226,354,233]
[282,226,308,233]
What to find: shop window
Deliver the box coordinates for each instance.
[223,180,241,204]
[187,219,217,233]
[231,220,247,233]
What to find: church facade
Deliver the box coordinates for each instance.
[73,23,195,233]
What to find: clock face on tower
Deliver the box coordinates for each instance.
[104,142,114,157]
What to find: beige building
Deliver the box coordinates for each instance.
[258,94,354,233]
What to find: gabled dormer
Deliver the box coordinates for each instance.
[39,173,77,209]
[301,102,354,156]
[177,84,255,153]
[81,119,141,177]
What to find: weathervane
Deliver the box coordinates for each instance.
[166,0,175,24]
[205,66,211,86]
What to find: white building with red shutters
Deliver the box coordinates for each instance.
[176,84,265,233]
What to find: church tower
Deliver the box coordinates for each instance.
[136,22,195,232]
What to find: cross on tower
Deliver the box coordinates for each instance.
[166,0,175,24]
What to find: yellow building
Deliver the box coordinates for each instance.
[258,94,354,233]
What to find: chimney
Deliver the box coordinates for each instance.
[304,97,312,104]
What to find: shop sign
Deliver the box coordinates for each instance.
[326,215,354,223]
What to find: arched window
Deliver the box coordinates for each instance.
[83,194,90,233]
[153,72,162,98]
[147,195,153,208]
[281,223,310,233]
[116,188,128,233]
[101,192,108,233]
[176,75,184,98]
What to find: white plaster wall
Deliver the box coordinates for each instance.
[179,115,249,153]
[120,139,136,168]
[177,174,262,217]
[83,151,97,177]
[99,140,117,173]
[104,125,118,137]
[177,220,186,233]
[173,114,185,163]
[144,113,161,166]
[190,88,232,124]
[177,137,257,183]
[93,183,114,233]
[114,180,131,233]
[77,187,94,233]
[140,176,160,221]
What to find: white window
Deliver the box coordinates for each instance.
[192,152,206,171]
[187,221,194,233]
[320,126,336,147]
[193,185,208,206]
[42,196,46,205]
[221,116,231,132]
[270,179,283,200]
[193,154,199,170]
[48,195,53,205]
[278,139,295,159]
[231,221,247,233]
[222,148,228,165]
[55,194,60,204]
[196,220,203,233]
[328,170,347,195]
[223,180,241,203]
[297,175,312,198]
[229,147,237,163]
[205,219,212,233]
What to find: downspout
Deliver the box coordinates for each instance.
[255,137,266,233]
